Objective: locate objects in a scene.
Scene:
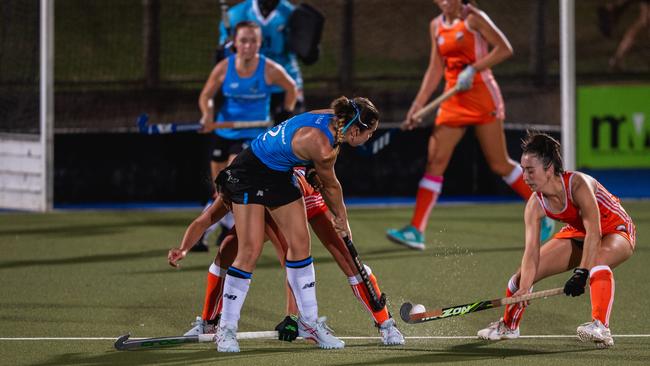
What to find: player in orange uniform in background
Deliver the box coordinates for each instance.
[387,0,554,250]
[477,132,635,349]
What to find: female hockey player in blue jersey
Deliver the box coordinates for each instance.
[212,96,379,352]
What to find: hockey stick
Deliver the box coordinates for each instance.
[342,236,387,311]
[411,84,460,121]
[114,331,278,350]
[354,86,458,156]
[137,114,272,135]
[400,287,564,324]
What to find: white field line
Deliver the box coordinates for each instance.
[1,334,650,341]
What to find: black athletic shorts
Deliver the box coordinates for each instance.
[210,134,250,163]
[216,148,302,207]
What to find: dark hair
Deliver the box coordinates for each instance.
[521,131,564,175]
[330,96,379,146]
[234,21,261,38]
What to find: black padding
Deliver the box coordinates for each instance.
[288,3,324,65]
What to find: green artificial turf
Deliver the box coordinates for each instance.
[1,201,648,365]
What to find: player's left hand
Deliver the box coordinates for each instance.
[456,65,476,91]
[275,315,299,342]
[167,248,187,268]
[564,267,589,297]
[512,288,531,308]
[333,216,352,239]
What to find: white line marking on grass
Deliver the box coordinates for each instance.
[1,335,650,341]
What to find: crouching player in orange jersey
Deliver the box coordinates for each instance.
[477,132,636,348]
[167,169,405,346]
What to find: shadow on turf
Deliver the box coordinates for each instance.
[32,346,321,366]
[0,217,190,237]
[332,341,593,365]
[0,249,168,270]
[132,244,526,275]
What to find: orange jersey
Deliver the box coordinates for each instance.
[535,172,636,249]
[434,13,504,126]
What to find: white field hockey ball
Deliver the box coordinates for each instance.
[410,304,426,314]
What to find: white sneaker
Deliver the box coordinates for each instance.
[477,318,520,340]
[298,317,345,349]
[215,324,239,352]
[379,318,405,345]
[577,320,614,348]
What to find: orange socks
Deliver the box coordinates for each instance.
[503,275,527,330]
[502,166,533,200]
[590,265,614,327]
[201,263,226,322]
[410,174,443,232]
[348,266,390,325]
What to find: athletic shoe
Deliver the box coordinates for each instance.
[215,324,239,352]
[477,318,520,340]
[379,318,405,346]
[386,225,425,250]
[298,317,345,349]
[540,217,556,243]
[577,320,614,348]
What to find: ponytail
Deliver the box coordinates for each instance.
[324,96,380,161]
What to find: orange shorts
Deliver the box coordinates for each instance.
[554,219,636,250]
[436,79,505,127]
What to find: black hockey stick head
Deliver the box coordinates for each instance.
[399,302,413,323]
[114,334,132,350]
[114,333,199,350]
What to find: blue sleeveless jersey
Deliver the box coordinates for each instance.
[219,0,303,91]
[251,112,335,171]
[216,54,271,140]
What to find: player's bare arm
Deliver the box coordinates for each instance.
[518,195,545,292]
[570,173,603,270]
[466,8,513,71]
[198,59,228,132]
[168,197,230,267]
[405,19,444,128]
[292,127,350,238]
[265,59,298,112]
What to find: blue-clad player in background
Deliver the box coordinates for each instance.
[219,0,305,121]
[193,20,297,251]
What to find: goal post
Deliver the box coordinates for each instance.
[0,0,53,211]
[560,0,576,171]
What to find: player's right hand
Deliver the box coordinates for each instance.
[167,248,187,268]
[199,121,218,133]
[402,102,423,130]
[333,216,352,239]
